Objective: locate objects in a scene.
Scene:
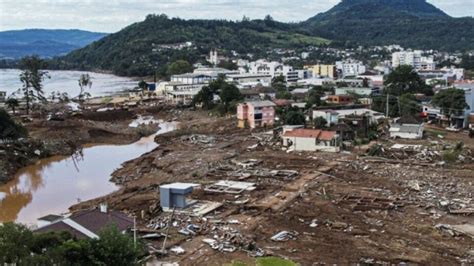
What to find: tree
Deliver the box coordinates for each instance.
[5,98,19,114]
[272,75,287,92]
[91,226,142,265]
[78,74,92,103]
[285,111,306,125]
[192,86,214,109]
[18,56,49,114]
[138,80,148,91]
[217,60,238,70]
[306,86,324,108]
[0,109,28,140]
[167,60,193,76]
[399,93,421,118]
[432,88,468,117]
[219,83,242,112]
[313,117,328,129]
[384,65,428,96]
[0,223,33,263]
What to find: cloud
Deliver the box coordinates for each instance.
[0,0,472,33]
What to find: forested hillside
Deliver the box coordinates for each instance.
[52,15,328,76]
[300,0,474,51]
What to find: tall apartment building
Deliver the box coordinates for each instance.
[392,51,436,71]
[248,60,299,83]
[304,64,336,78]
[335,60,366,77]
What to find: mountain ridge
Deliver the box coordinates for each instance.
[300,0,474,51]
[0,29,107,59]
[51,0,474,77]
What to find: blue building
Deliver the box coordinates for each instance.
[160,183,199,210]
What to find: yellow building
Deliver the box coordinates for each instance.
[304,64,336,78]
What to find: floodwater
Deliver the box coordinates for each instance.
[0,122,178,225]
[0,69,137,98]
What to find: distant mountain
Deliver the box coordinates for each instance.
[300,0,474,51]
[52,15,329,76]
[0,29,107,59]
[53,0,473,77]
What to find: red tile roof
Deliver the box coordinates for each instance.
[283,129,336,141]
[319,130,337,141]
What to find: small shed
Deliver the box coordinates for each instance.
[160,183,200,210]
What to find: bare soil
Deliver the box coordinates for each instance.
[70,109,474,265]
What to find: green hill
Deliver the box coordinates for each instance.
[300,0,474,51]
[52,15,329,77]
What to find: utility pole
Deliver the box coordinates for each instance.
[133,216,137,249]
[385,93,389,118]
[161,207,176,253]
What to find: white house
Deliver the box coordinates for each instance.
[313,108,385,126]
[247,60,298,83]
[282,128,341,152]
[389,123,424,139]
[226,73,272,89]
[170,73,213,85]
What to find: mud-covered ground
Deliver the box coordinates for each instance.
[0,107,163,184]
[71,110,474,265]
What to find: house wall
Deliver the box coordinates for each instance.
[160,187,189,209]
[390,132,422,140]
[282,136,340,152]
[313,111,339,126]
[238,103,275,128]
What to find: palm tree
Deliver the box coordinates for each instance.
[5,98,19,114]
[78,74,92,103]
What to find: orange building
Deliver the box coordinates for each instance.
[327,95,353,104]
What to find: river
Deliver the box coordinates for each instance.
[0,122,178,225]
[0,69,137,98]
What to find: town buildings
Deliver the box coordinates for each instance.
[237,101,276,129]
[313,108,385,127]
[392,51,436,71]
[327,95,354,105]
[247,60,299,83]
[226,73,272,89]
[335,87,380,96]
[335,60,366,77]
[304,64,336,78]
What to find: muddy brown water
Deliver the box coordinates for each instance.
[0,122,178,225]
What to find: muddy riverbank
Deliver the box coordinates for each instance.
[0,118,176,224]
[0,109,159,185]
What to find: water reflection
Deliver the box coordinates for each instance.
[0,122,178,225]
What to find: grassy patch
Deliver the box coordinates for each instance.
[425,128,447,138]
[225,261,249,266]
[256,257,298,266]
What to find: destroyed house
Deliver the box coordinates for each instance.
[34,206,133,239]
[282,128,341,152]
[389,123,424,139]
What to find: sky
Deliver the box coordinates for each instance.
[0,0,473,33]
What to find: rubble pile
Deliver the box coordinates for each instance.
[145,214,264,256]
[180,134,216,146]
[366,142,473,164]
